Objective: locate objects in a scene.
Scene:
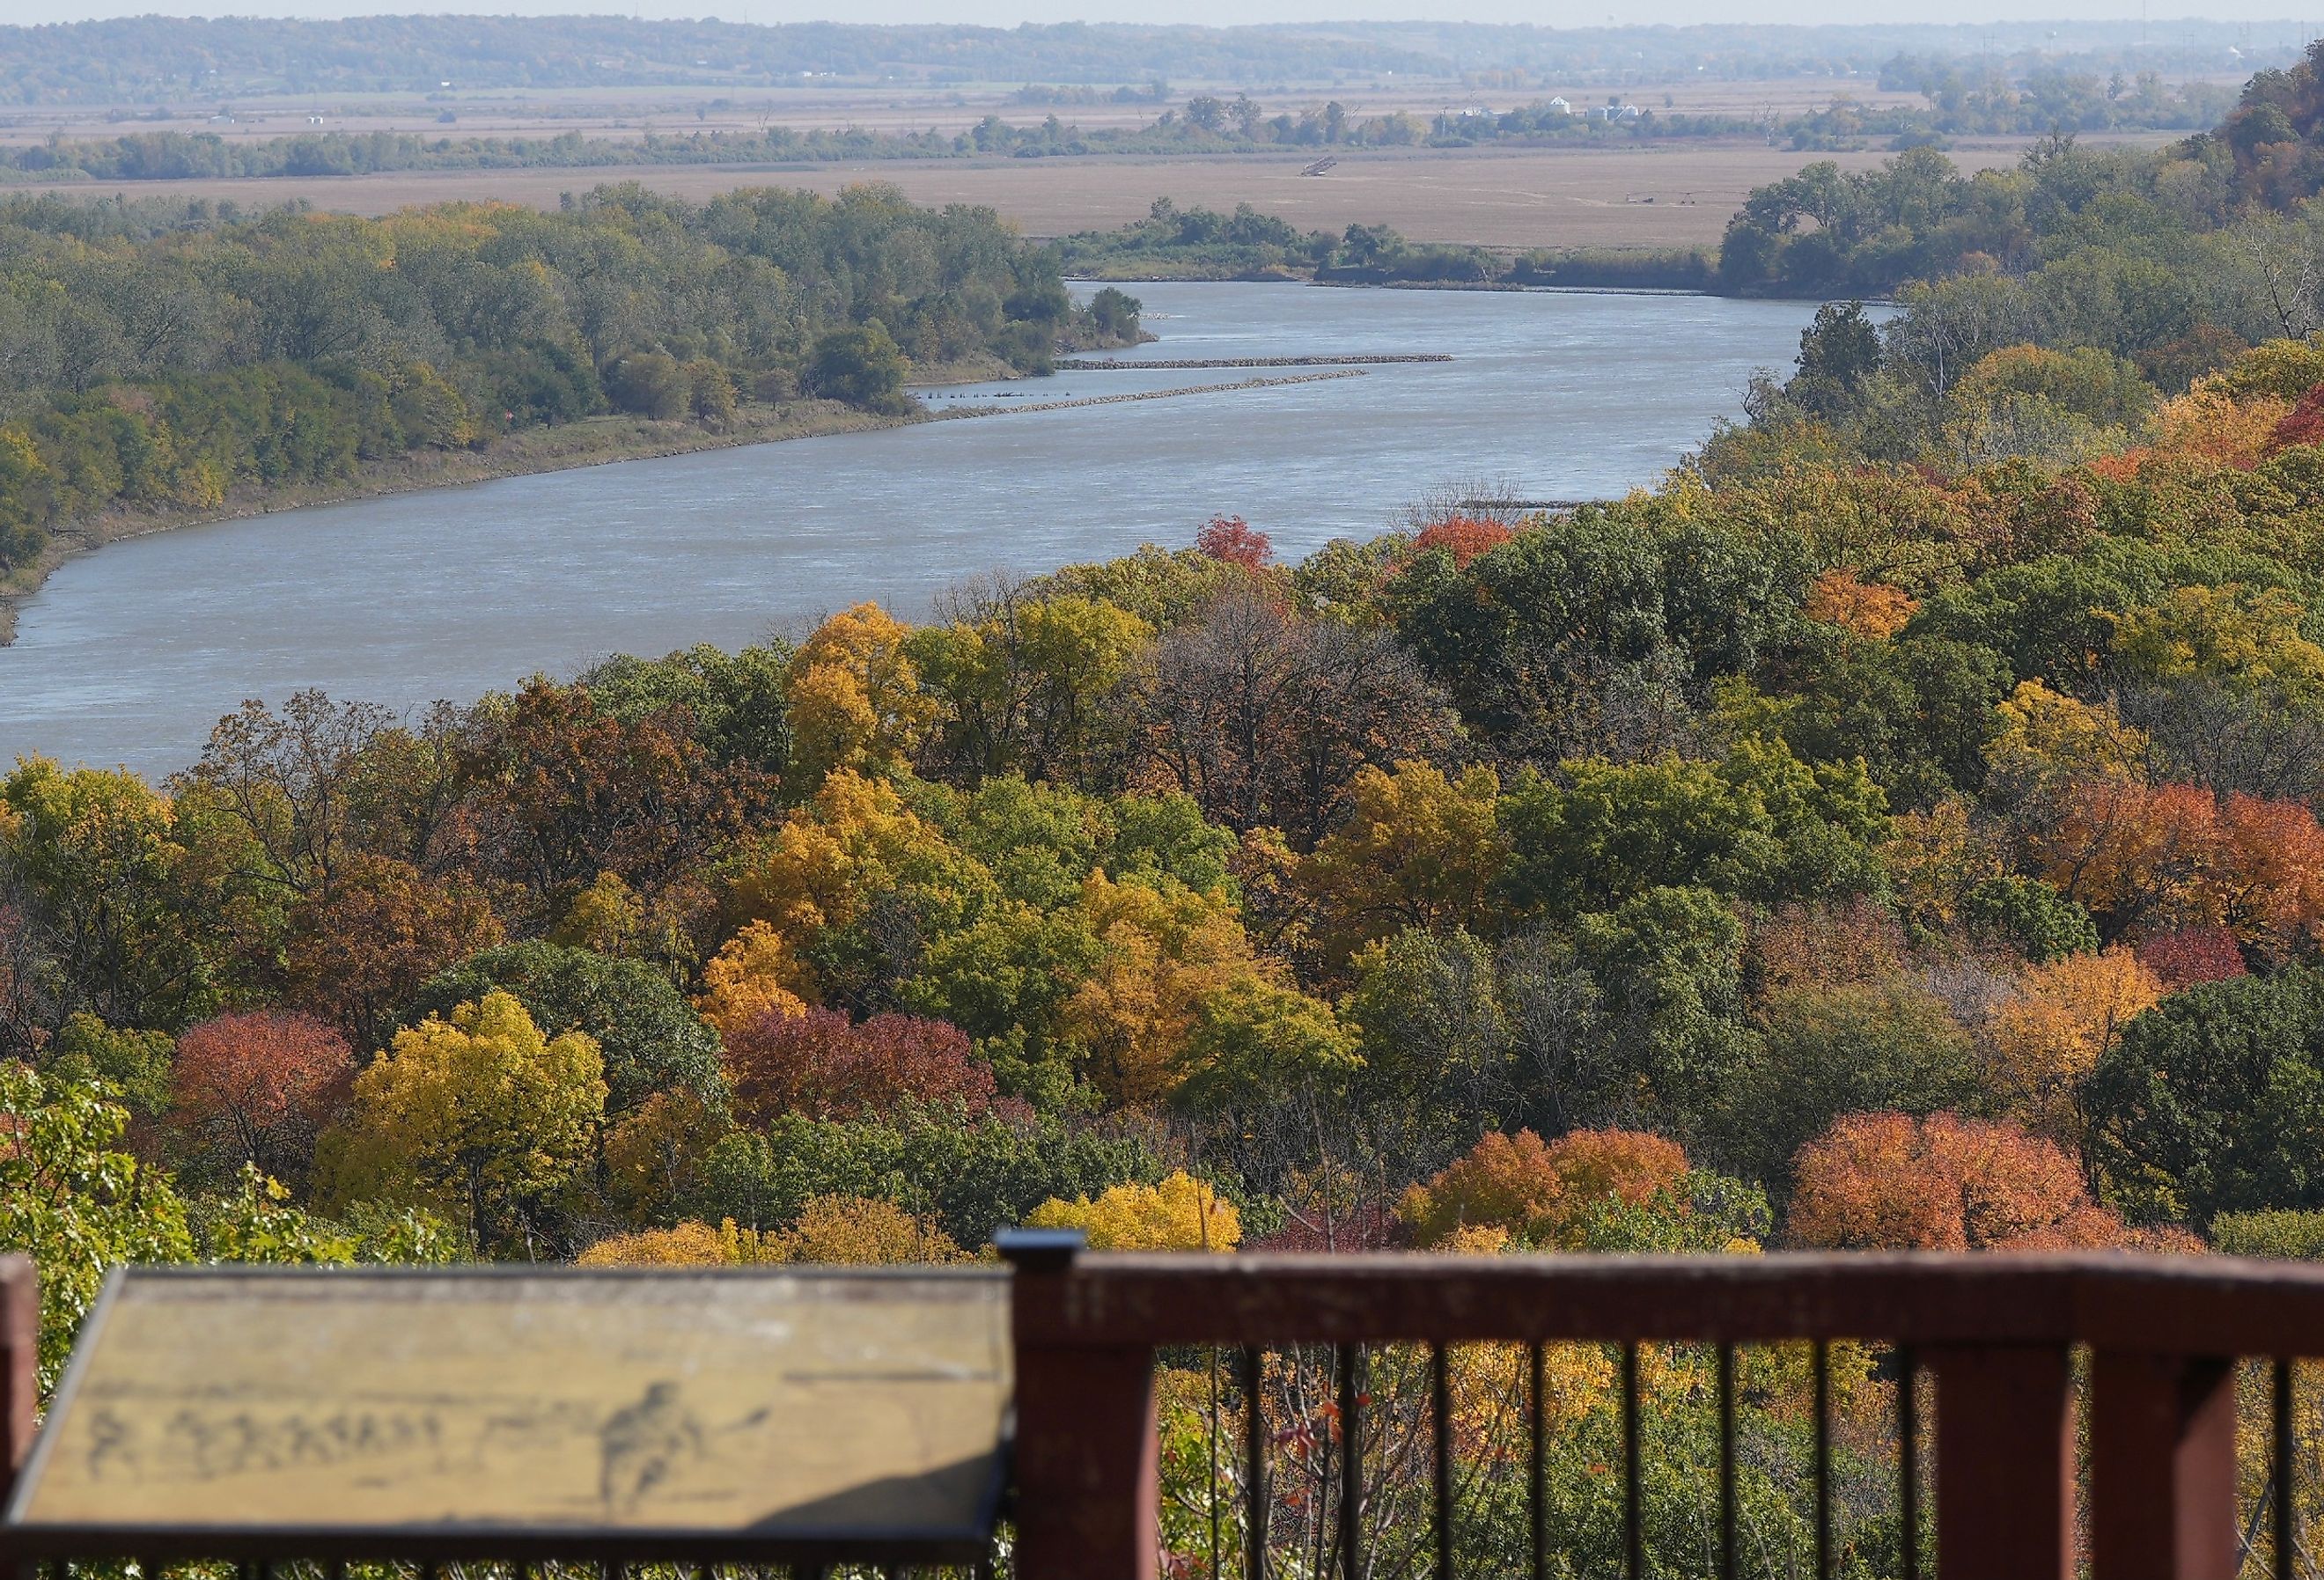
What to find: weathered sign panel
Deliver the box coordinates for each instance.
[4,1267,1011,1561]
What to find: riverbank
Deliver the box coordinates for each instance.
[0,398,908,645]
[0,343,1336,643]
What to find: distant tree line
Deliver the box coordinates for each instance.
[1056,200,1716,290]
[0,15,2288,105]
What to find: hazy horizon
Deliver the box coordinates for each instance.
[4,2,2315,30]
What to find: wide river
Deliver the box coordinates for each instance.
[0,282,1822,780]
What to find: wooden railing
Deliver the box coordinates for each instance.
[999,1238,2324,1580]
[5,1246,2324,1580]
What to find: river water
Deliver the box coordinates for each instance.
[0,282,1823,780]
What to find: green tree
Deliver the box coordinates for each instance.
[1571,885,1760,1143]
[0,1063,194,1391]
[804,321,911,414]
[2084,967,2324,1226]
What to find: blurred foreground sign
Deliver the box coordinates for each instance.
[3,1267,1011,1561]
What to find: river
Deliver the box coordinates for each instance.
[0,281,1825,781]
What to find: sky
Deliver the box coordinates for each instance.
[2,0,2316,26]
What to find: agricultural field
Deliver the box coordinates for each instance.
[10,135,2173,250]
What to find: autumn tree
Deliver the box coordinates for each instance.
[910,583,1153,784]
[1787,1112,2163,1251]
[0,760,235,1031]
[783,602,938,785]
[1985,947,2166,1143]
[691,913,805,1026]
[1400,1128,1688,1248]
[455,679,768,931]
[724,1007,996,1125]
[170,1010,354,1190]
[283,853,502,1050]
[1194,515,1273,571]
[406,941,724,1119]
[1027,1170,1241,1251]
[187,689,397,899]
[325,989,607,1253]
[1300,761,1507,964]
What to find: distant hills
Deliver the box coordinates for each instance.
[0,16,2304,107]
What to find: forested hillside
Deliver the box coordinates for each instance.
[0,184,1121,587]
[18,305,2324,1549]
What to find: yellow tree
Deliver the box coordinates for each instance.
[1064,872,1252,1100]
[695,919,813,1039]
[1985,947,2166,1143]
[1027,1171,1242,1251]
[325,989,605,1252]
[726,768,962,938]
[1299,760,1507,965]
[783,602,938,783]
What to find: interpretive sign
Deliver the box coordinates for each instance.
[2,1266,1011,1562]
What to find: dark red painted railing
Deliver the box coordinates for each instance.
[1001,1241,2324,1580]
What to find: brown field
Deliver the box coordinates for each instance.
[0,76,1949,146]
[38,135,2175,251]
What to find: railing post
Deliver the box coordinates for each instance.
[1001,1229,1158,1580]
[1927,1344,2076,1580]
[2090,1351,2238,1580]
[0,1254,32,1509]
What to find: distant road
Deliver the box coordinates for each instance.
[38,138,2173,252]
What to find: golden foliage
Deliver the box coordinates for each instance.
[1399,1128,1688,1249]
[1026,1170,1242,1252]
[783,602,938,783]
[776,1194,968,1264]
[2149,386,2291,470]
[575,1197,966,1267]
[1064,872,1259,1102]
[326,990,605,1238]
[1301,759,1507,964]
[695,919,813,1040]
[1986,947,2166,1142]
[1801,569,1918,640]
[549,871,643,956]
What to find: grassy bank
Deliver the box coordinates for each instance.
[0,399,908,645]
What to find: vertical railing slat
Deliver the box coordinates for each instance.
[1244,1344,1268,1580]
[1900,1345,1920,1580]
[1928,1344,2076,1580]
[1622,1341,1644,1580]
[1813,1339,1831,1580]
[1528,1342,1548,1580]
[1717,1343,1737,1580]
[1430,1344,1452,1580]
[2278,1359,2298,1580]
[1338,1344,1364,1580]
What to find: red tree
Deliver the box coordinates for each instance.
[2270,383,2324,452]
[1786,1112,2193,1252]
[723,1007,997,1125]
[1194,515,1273,570]
[1406,515,1513,570]
[2135,925,2248,988]
[171,1010,356,1187]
